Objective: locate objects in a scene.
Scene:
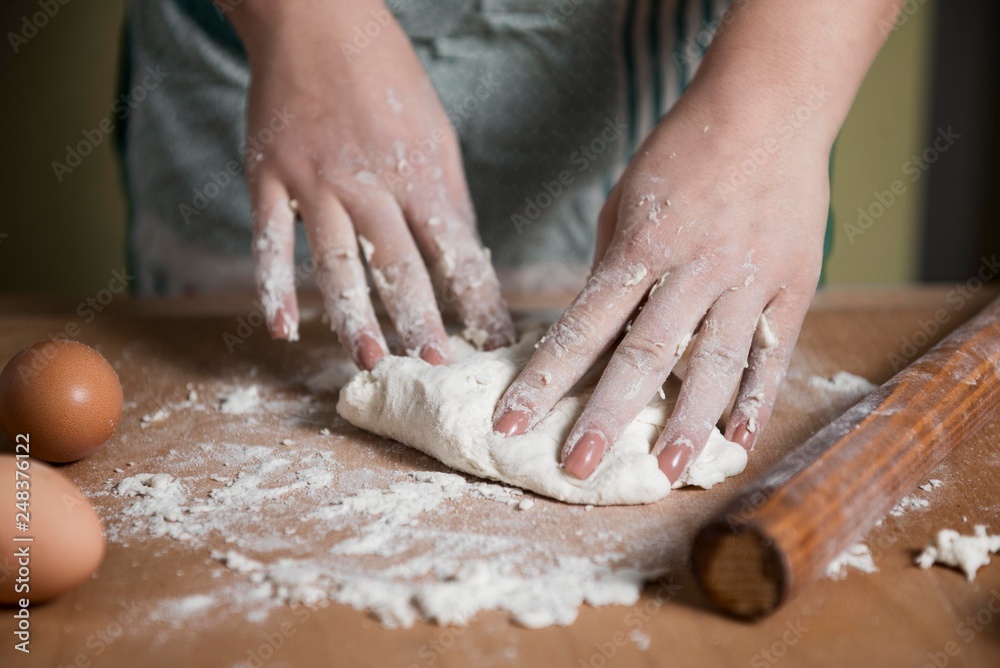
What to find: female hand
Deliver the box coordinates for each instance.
[230,1,514,368]
[493,92,829,482]
[492,0,901,483]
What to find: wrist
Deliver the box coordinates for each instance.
[677,62,840,157]
[672,0,900,156]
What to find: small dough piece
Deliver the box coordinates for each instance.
[337,330,747,506]
[916,526,1000,581]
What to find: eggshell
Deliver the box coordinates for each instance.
[0,455,106,603]
[0,340,123,463]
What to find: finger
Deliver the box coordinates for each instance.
[406,201,515,351]
[592,182,623,269]
[653,294,765,484]
[396,152,516,353]
[491,250,662,437]
[300,192,388,370]
[250,173,300,341]
[724,291,809,452]
[341,192,450,364]
[560,272,719,479]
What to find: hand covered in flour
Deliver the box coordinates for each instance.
[230,0,514,368]
[492,0,899,483]
[493,110,826,481]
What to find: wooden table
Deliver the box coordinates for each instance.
[2,287,1000,668]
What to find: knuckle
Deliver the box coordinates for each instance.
[692,342,747,377]
[608,231,647,265]
[548,313,598,358]
[616,334,670,375]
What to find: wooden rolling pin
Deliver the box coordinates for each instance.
[692,295,1000,618]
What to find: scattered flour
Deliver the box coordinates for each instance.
[141,408,171,426]
[916,526,1000,582]
[630,628,651,651]
[825,542,878,580]
[105,443,665,629]
[115,473,192,540]
[889,495,930,518]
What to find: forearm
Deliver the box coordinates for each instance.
[226,0,393,65]
[680,0,904,151]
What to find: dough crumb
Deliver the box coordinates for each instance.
[517,499,535,511]
[674,332,692,357]
[357,235,376,263]
[916,526,1000,581]
[624,263,648,287]
[754,314,779,349]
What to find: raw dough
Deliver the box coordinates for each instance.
[337,330,747,505]
[916,525,1000,581]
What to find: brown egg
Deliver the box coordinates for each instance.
[0,455,106,603]
[0,340,123,463]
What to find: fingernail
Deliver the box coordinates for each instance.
[563,431,607,480]
[493,409,531,437]
[270,308,290,340]
[660,445,692,485]
[420,344,447,366]
[357,332,386,370]
[729,421,756,451]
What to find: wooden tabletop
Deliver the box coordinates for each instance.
[2,286,1000,668]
